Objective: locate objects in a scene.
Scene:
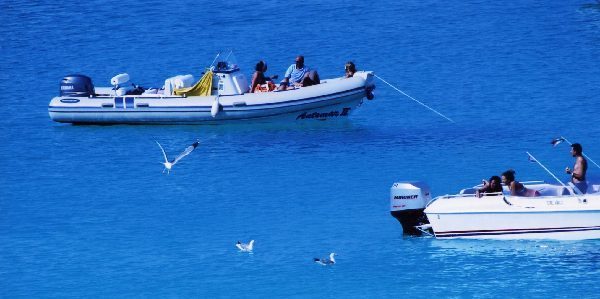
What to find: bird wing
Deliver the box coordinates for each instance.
[236,243,244,251]
[171,141,200,165]
[247,240,254,251]
[155,140,169,163]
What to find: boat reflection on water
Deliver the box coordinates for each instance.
[428,238,599,258]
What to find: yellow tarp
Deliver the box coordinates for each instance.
[174,70,213,96]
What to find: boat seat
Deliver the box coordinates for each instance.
[459,188,477,195]
[94,87,113,96]
[536,186,570,196]
[568,182,586,195]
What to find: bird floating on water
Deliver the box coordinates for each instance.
[314,253,336,265]
[236,240,254,252]
[155,140,200,174]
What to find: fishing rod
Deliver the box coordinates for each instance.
[374,74,455,123]
[209,52,221,69]
[526,151,567,188]
[552,136,600,169]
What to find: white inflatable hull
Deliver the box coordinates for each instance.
[49,73,374,124]
[425,193,600,240]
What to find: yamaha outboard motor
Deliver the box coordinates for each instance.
[390,181,431,235]
[60,74,95,97]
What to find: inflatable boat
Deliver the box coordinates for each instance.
[48,59,375,125]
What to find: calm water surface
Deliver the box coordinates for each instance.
[1,0,599,297]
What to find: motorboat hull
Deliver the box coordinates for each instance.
[427,210,600,240]
[425,194,600,240]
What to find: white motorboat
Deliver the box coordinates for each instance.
[390,179,600,240]
[48,57,375,125]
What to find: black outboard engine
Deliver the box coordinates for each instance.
[60,74,95,97]
[390,181,432,235]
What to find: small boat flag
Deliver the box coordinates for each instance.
[528,155,537,163]
[551,137,565,147]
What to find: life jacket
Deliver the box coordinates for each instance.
[254,81,276,92]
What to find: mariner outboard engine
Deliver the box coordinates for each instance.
[60,74,95,97]
[390,181,431,235]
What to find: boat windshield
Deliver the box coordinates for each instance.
[212,51,239,73]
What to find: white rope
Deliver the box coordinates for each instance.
[374,74,454,123]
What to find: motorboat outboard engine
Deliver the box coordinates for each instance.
[390,181,431,235]
[60,74,94,97]
[366,85,375,100]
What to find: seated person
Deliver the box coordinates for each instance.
[501,169,540,197]
[250,60,278,93]
[476,175,503,197]
[345,61,357,78]
[278,55,320,91]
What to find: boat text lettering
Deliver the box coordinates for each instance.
[394,195,419,200]
[296,108,351,120]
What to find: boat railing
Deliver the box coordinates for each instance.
[520,180,546,186]
[93,94,187,98]
[426,192,504,207]
[426,180,596,208]
[469,180,545,189]
[440,192,504,199]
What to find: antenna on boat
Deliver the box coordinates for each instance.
[373,74,454,123]
[223,49,233,61]
[553,136,600,169]
[209,52,221,69]
[526,151,568,188]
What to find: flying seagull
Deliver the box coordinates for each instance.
[236,240,254,252]
[155,140,200,174]
[314,253,336,265]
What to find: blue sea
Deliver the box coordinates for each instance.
[2,0,600,297]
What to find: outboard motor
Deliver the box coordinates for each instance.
[362,71,375,100]
[60,74,94,97]
[390,181,431,235]
[366,85,375,100]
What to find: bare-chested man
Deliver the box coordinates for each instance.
[566,143,588,194]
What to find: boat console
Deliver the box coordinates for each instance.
[212,61,249,96]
